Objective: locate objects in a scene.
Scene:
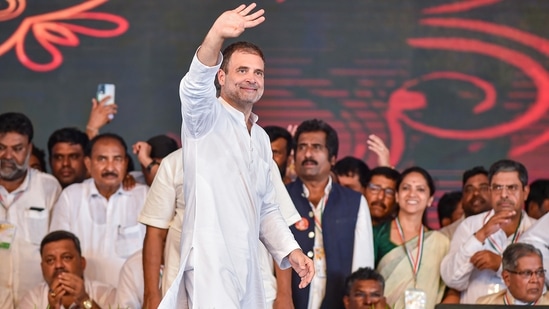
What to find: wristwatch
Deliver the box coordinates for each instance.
[146,160,160,173]
[81,298,93,309]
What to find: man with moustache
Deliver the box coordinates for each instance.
[278,119,374,309]
[477,243,549,305]
[47,128,90,188]
[439,166,492,240]
[441,159,537,304]
[19,230,117,309]
[0,112,62,308]
[50,133,148,288]
[363,167,400,227]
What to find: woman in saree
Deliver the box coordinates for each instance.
[373,166,449,309]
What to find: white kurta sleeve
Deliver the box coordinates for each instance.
[138,152,178,229]
[270,159,300,226]
[179,52,222,139]
[259,159,300,269]
[440,218,485,291]
[352,196,375,270]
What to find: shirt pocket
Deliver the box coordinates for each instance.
[24,207,49,245]
[115,224,144,258]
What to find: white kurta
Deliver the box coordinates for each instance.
[0,169,61,309]
[160,53,301,308]
[49,179,148,287]
[440,210,536,304]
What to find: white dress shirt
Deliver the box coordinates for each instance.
[303,178,374,309]
[0,169,61,308]
[49,178,148,287]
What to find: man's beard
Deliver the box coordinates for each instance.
[0,152,30,181]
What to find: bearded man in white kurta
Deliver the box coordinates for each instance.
[159,4,314,309]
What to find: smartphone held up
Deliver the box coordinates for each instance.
[97,83,115,120]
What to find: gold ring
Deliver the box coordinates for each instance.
[50,291,56,298]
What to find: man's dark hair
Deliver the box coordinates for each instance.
[264,126,292,156]
[502,243,542,272]
[365,166,400,184]
[488,159,528,187]
[293,119,339,159]
[333,156,370,188]
[221,41,265,73]
[525,179,549,213]
[31,144,47,172]
[40,230,82,256]
[344,267,385,296]
[47,127,89,160]
[437,191,463,226]
[85,133,128,157]
[462,166,488,187]
[0,112,34,142]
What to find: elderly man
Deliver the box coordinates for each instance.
[50,133,148,287]
[0,112,62,308]
[343,267,389,309]
[441,159,537,304]
[18,230,116,309]
[477,243,549,305]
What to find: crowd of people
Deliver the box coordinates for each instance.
[3,3,549,309]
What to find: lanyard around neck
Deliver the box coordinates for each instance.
[395,217,425,288]
[484,211,523,254]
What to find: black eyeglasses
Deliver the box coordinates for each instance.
[506,269,546,279]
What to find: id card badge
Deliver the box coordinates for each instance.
[0,221,16,250]
[404,288,427,309]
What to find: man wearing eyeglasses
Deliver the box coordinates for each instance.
[275,119,374,309]
[363,167,400,227]
[477,243,549,305]
[441,159,537,304]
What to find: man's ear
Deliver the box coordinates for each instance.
[343,295,350,309]
[217,69,226,86]
[502,270,511,287]
[81,256,87,271]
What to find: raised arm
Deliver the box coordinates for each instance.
[197,3,265,66]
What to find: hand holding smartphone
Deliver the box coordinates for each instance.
[97,83,116,119]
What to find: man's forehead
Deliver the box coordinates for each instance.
[91,139,125,155]
[465,173,489,186]
[42,239,77,255]
[227,51,264,68]
[490,171,521,184]
[0,132,30,145]
[52,142,84,154]
[354,279,383,290]
[371,175,396,187]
